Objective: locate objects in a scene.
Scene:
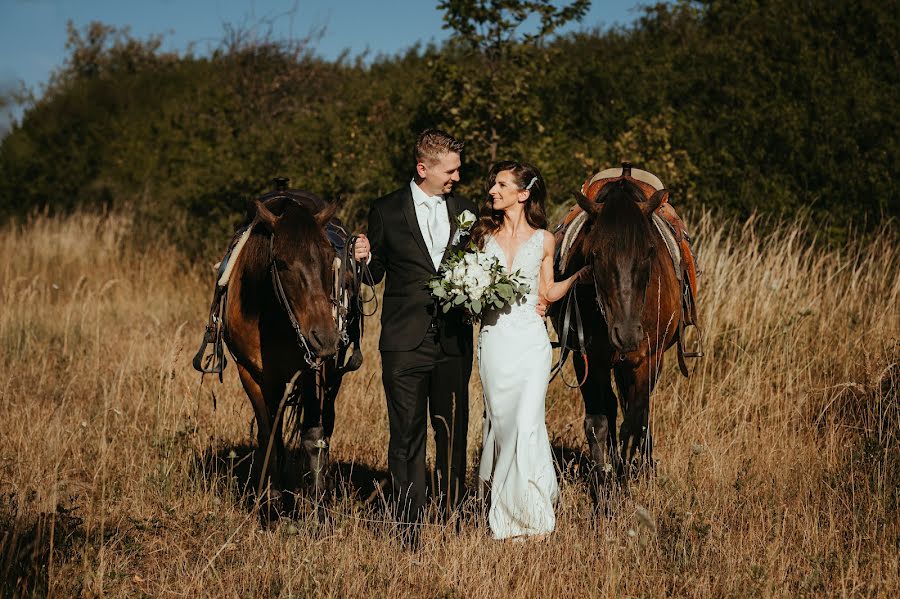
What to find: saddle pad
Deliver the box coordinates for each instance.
[558,211,589,273]
[217,225,252,287]
[651,212,682,284]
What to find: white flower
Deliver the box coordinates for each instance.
[473,269,490,291]
[450,210,477,246]
[457,210,476,229]
[468,278,487,300]
[451,263,467,284]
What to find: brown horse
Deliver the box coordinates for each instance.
[224,195,358,515]
[559,178,682,475]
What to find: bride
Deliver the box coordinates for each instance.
[471,161,587,539]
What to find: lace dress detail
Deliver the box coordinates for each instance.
[479,231,546,332]
[477,230,558,539]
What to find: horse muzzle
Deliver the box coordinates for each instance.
[307,326,340,357]
[610,323,643,353]
[608,321,647,366]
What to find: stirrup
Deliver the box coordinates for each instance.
[676,296,703,378]
[680,278,703,358]
[681,321,704,358]
[192,321,227,380]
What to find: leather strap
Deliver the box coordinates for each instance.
[550,284,589,388]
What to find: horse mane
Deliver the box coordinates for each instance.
[238,200,327,285]
[237,224,275,288]
[582,179,651,258]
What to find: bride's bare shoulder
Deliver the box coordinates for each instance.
[540,229,555,251]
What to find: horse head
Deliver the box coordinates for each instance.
[573,179,669,362]
[255,198,340,358]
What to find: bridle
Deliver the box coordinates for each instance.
[268,232,322,369]
[267,225,375,372]
[588,244,652,331]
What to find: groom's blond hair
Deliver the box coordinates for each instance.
[415,129,464,166]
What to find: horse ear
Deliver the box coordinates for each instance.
[642,189,669,216]
[572,190,601,216]
[315,202,338,227]
[254,200,279,230]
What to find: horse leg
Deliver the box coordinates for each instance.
[299,371,331,514]
[236,364,283,518]
[575,355,619,475]
[615,355,661,474]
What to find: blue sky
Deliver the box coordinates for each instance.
[0,1,644,130]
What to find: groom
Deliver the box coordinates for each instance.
[355,129,475,536]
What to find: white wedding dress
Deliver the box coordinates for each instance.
[478,230,558,539]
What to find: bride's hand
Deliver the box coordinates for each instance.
[574,264,592,284]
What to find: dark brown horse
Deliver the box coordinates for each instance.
[224,195,359,514]
[560,178,682,475]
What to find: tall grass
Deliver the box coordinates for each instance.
[0,211,896,597]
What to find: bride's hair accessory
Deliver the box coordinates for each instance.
[524,177,538,191]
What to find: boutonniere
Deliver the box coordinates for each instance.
[450,209,477,246]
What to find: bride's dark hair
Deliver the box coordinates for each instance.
[470,161,548,250]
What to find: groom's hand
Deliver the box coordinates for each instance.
[353,234,371,262]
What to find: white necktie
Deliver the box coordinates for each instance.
[425,196,449,268]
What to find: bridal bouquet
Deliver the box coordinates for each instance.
[429,211,531,319]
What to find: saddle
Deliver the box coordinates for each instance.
[553,163,703,375]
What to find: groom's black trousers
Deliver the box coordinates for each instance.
[381,326,471,524]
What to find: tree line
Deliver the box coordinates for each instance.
[0,0,896,257]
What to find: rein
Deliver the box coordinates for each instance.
[549,282,590,388]
[343,234,379,318]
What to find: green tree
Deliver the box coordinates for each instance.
[1,1,895,254]
[432,0,589,197]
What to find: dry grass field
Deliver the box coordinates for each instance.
[0,210,897,597]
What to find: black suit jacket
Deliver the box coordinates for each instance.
[367,184,476,354]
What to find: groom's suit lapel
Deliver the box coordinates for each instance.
[400,186,436,273]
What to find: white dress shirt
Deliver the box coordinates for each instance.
[410,179,450,270]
